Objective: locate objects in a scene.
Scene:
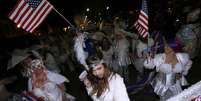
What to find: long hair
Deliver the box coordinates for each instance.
[87,63,112,98]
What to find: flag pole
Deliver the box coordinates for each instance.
[52,7,75,28]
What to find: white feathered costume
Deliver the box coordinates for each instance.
[134,40,147,74]
[144,53,192,101]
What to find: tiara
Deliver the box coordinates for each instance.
[90,59,104,69]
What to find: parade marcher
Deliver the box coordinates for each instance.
[79,56,130,101]
[74,31,91,70]
[144,42,192,101]
[23,56,75,101]
[113,29,131,82]
[134,37,148,75]
[100,37,114,69]
[8,49,75,101]
[176,8,201,59]
[29,59,63,101]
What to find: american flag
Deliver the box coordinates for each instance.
[134,0,148,38]
[8,0,53,33]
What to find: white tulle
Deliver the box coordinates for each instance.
[113,38,131,67]
[167,80,201,101]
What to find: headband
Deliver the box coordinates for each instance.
[90,59,104,69]
[30,59,45,70]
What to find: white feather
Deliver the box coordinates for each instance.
[74,33,89,70]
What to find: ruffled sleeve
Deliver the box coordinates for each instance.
[47,71,69,84]
[176,53,193,86]
[144,54,164,71]
[176,53,193,75]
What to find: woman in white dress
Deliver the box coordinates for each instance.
[79,56,130,101]
[144,45,192,101]
[30,59,63,101]
[113,29,131,82]
[25,59,75,101]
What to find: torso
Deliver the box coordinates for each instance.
[90,73,120,101]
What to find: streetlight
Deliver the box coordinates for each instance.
[86,8,90,12]
[63,27,67,32]
[106,6,110,10]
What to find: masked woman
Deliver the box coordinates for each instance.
[79,56,130,101]
[29,59,63,101]
[144,45,192,101]
[22,57,74,101]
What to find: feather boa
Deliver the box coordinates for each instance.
[74,33,89,70]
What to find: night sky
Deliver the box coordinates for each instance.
[0,0,140,25]
[0,0,141,48]
[0,0,200,38]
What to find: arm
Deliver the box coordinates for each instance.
[180,59,193,86]
[177,53,193,76]
[114,75,130,101]
[182,60,193,76]
[144,56,155,69]
[79,70,92,95]
[28,79,32,91]
[176,53,193,85]
[144,54,164,70]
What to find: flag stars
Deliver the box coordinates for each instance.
[25,0,41,9]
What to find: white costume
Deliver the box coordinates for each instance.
[113,37,131,74]
[113,37,131,82]
[144,53,192,101]
[74,33,89,70]
[167,80,201,101]
[86,73,130,101]
[28,70,69,91]
[33,82,63,101]
[134,40,147,74]
[28,70,74,101]
[102,46,113,68]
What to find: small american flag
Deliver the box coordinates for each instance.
[8,0,53,33]
[134,0,148,38]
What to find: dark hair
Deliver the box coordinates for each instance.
[86,51,103,66]
[87,63,112,98]
[86,55,112,97]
